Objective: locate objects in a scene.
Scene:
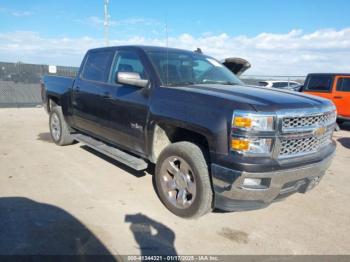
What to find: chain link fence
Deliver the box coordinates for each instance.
[0,62,78,108]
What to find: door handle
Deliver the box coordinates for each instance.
[102,92,112,99]
[333,96,343,99]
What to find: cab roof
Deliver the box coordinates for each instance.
[88,45,199,55]
[307,73,350,76]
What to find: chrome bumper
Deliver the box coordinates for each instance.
[212,151,335,211]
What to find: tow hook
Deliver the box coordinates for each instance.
[305,176,322,192]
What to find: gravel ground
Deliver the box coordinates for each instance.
[0,108,350,256]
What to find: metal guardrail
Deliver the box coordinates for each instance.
[240,75,306,86]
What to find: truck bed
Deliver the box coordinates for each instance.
[41,75,75,106]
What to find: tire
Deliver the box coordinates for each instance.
[155,142,213,218]
[49,106,74,146]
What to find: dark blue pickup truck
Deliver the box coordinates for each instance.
[42,45,336,218]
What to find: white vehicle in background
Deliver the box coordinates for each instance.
[259,80,301,89]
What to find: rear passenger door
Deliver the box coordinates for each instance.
[72,50,115,137]
[333,76,350,118]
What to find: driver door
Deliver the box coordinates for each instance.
[99,49,151,155]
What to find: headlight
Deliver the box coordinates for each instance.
[232,111,275,131]
[231,137,273,154]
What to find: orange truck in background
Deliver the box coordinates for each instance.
[303,73,350,123]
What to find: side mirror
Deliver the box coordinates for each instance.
[116,72,149,88]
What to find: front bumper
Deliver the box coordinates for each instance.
[212,151,335,212]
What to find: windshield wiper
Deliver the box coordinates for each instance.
[167,81,196,86]
[220,81,239,86]
[201,80,239,86]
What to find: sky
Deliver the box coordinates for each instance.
[0,0,349,75]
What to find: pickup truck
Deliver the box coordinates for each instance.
[42,45,336,218]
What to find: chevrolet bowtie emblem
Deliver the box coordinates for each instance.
[313,126,326,137]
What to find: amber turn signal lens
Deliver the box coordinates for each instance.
[231,139,250,151]
[233,117,252,128]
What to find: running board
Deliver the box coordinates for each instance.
[73,134,148,171]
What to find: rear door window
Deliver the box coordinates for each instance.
[280,82,289,87]
[336,78,350,92]
[81,51,115,82]
[289,82,299,87]
[304,75,333,92]
[272,82,287,88]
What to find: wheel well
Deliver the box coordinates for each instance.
[47,96,60,112]
[151,124,210,163]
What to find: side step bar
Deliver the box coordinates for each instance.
[72,133,148,171]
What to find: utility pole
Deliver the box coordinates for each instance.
[104,0,110,46]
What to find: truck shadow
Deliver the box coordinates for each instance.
[339,122,350,131]
[80,146,238,215]
[80,145,152,178]
[125,213,177,256]
[37,132,53,143]
[337,138,350,149]
[37,132,79,145]
[0,197,116,259]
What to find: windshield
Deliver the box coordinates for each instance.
[146,50,243,87]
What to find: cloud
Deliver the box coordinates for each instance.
[0,7,33,17]
[0,28,349,75]
[11,11,33,17]
[82,16,106,27]
[77,16,159,28]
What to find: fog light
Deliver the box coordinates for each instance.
[243,178,262,187]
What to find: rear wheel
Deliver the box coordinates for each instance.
[155,142,213,218]
[49,106,74,146]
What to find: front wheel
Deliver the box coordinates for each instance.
[49,106,74,146]
[155,142,213,218]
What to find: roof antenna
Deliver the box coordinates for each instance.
[194,48,202,54]
[165,17,169,86]
[104,0,110,46]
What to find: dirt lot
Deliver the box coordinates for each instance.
[1,108,350,256]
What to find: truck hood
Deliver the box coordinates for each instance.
[221,58,251,76]
[171,84,332,112]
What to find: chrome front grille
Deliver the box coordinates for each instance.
[278,109,336,159]
[279,130,333,158]
[282,111,336,132]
